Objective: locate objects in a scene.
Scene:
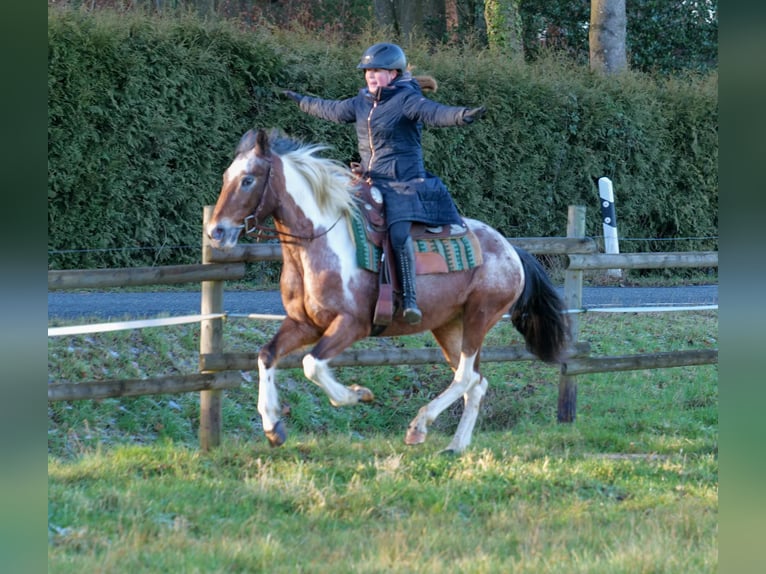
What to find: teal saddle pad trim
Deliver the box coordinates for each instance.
[349,209,480,273]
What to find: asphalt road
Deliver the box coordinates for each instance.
[48,285,718,320]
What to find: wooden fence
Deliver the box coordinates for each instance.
[48,205,718,449]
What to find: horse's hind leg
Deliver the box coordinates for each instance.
[442,376,488,454]
[405,311,499,452]
[405,351,481,449]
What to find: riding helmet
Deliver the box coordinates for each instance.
[357,43,407,72]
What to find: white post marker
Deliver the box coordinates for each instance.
[598,177,622,278]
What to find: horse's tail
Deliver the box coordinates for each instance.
[510,247,570,363]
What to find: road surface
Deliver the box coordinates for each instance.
[48,286,718,320]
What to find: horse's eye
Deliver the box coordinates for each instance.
[241,175,255,189]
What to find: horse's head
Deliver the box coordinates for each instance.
[206,128,280,249]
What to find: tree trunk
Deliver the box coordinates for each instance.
[484,0,523,55]
[589,0,627,73]
[373,0,446,42]
[374,0,399,34]
[446,0,459,41]
[193,0,216,19]
[422,0,446,41]
[398,1,420,40]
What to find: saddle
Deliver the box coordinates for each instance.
[350,176,483,327]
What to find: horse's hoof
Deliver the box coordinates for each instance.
[265,420,287,448]
[405,426,427,445]
[350,384,374,403]
[439,448,460,457]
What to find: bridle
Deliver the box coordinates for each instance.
[243,152,344,245]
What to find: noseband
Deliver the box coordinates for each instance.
[244,152,344,245]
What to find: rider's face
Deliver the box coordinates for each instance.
[365,68,398,93]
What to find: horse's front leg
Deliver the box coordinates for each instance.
[258,318,320,447]
[302,315,374,407]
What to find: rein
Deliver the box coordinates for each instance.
[243,154,344,245]
[246,216,344,245]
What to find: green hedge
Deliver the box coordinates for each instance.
[48,10,281,269]
[48,9,718,270]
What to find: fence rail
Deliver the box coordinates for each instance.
[48,371,243,402]
[48,262,245,289]
[201,236,599,265]
[567,251,718,270]
[47,205,718,449]
[199,342,593,372]
[561,349,718,376]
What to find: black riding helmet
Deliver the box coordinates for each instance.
[357,43,407,72]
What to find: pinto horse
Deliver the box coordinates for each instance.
[206,128,570,453]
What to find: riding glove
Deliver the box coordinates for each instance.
[283,90,304,104]
[461,106,486,124]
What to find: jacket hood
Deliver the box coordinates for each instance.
[413,75,438,92]
[394,72,438,92]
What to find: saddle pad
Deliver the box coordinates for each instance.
[349,210,483,274]
[415,234,483,272]
[349,211,382,271]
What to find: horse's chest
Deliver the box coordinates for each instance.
[284,245,367,325]
[282,267,346,323]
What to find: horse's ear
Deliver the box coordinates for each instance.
[255,128,270,157]
[235,129,259,155]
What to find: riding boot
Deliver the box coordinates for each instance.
[395,236,422,324]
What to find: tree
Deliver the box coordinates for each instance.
[627,0,718,73]
[484,0,523,55]
[373,0,447,42]
[371,0,500,45]
[589,0,627,73]
[519,0,716,73]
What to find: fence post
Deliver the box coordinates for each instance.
[199,206,224,450]
[598,177,622,279]
[558,205,585,422]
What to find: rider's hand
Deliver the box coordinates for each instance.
[283,90,304,104]
[461,106,486,124]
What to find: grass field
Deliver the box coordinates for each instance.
[48,311,718,572]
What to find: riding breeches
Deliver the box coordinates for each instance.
[388,221,411,251]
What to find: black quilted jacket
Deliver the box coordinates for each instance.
[297,74,468,226]
[298,74,468,183]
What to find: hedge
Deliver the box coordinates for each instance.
[48,9,717,270]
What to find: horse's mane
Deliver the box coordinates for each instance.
[269,131,355,217]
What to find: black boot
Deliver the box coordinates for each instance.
[396,236,422,324]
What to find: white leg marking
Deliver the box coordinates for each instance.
[257,357,281,432]
[408,352,481,439]
[445,376,489,453]
[303,354,359,407]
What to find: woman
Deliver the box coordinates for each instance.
[284,42,485,324]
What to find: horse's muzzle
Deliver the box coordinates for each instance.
[206,222,242,249]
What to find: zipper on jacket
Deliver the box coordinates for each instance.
[365,99,378,176]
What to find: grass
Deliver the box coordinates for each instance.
[49,434,716,573]
[48,311,717,572]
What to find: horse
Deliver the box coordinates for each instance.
[206,128,570,453]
